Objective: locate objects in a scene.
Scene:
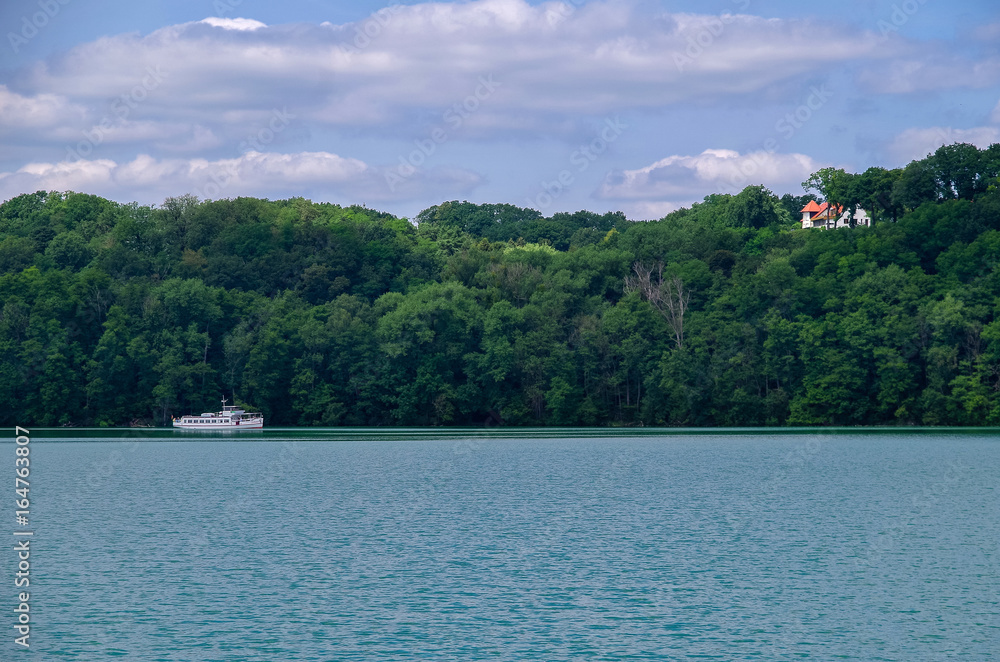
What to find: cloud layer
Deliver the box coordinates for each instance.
[1,0,998,214]
[0,151,482,205]
[10,0,893,144]
[600,148,824,210]
[886,126,1000,164]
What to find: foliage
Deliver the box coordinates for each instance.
[2,143,1000,426]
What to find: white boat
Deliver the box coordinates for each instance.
[172,397,264,429]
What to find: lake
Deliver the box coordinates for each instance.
[5,428,998,659]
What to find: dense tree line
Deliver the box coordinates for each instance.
[2,143,1000,427]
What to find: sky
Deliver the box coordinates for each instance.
[1,0,999,220]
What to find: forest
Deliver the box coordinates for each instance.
[2,142,1000,427]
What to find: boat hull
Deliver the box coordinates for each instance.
[172,420,264,430]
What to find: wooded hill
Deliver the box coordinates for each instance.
[2,142,1000,427]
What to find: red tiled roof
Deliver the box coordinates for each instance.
[805,201,844,219]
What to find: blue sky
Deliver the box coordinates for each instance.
[1,0,998,219]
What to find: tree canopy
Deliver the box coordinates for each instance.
[2,142,1000,426]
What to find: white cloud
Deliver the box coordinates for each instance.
[0,151,483,204]
[12,158,119,193]
[886,126,1000,164]
[156,125,223,152]
[15,0,889,135]
[0,85,87,132]
[971,21,1000,42]
[617,200,687,221]
[599,149,824,202]
[857,55,1000,94]
[199,17,268,31]
[2,0,995,211]
[992,99,1000,124]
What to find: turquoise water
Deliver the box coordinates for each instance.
[5,429,999,659]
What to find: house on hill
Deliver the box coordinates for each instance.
[800,201,870,229]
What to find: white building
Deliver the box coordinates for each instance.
[800,201,871,229]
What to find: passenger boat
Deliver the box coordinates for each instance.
[172,397,264,429]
